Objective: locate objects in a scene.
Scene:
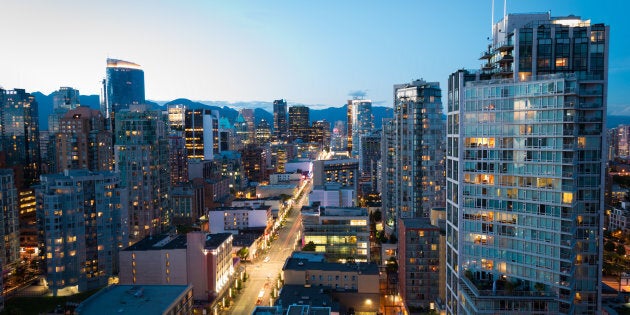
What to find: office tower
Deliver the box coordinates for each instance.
[310,119,331,148]
[381,80,445,226]
[0,170,20,274]
[218,117,234,152]
[240,144,266,184]
[168,135,188,186]
[240,108,256,144]
[55,106,113,173]
[0,88,41,188]
[234,113,250,147]
[359,131,381,194]
[114,106,170,241]
[397,218,440,310]
[166,104,186,134]
[446,13,608,314]
[288,105,310,142]
[330,121,346,152]
[213,151,246,192]
[48,87,81,133]
[184,109,220,161]
[273,99,288,141]
[255,118,272,145]
[103,58,145,120]
[36,170,127,296]
[347,99,374,157]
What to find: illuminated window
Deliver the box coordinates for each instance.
[562,192,573,204]
[555,57,568,67]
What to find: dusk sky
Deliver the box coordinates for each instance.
[1,0,628,114]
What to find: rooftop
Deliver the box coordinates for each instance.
[283,258,379,275]
[122,234,187,251]
[205,233,232,249]
[276,285,339,313]
[399,218,439,230]
[76,284,191,315]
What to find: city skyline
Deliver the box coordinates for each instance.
[1,1,628,115]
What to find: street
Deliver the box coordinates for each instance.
[229,180,310,314]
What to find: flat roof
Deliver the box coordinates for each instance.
[283,258,379,275]
[205,233,232,248]
[277,285,338,313]
[399,218,439,230]
[76,284,191,315]
[122,234,187,251]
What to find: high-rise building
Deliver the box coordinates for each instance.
[114,106,170,241]
[255,118,272,145]
[55,106,113,173]
[48,87,81,133]
[446,13,608,314]
[288,105,310,142]
[273,99,288,141]
[166,104,186,134]
[0,88,41,188]
[184,109,220,161]
[348,99,374,157]
[0,170,20,274]
[312,158,359,193]
[609,125,630,159]
[381,80,445,225]
[103,59,145,120]
[36,170,127,296]
[397,218,441,310]
[168,135,188,186]
[380,118,396,227]
[359,130,381,194]
[310,119,331,148]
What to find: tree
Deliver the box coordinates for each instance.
[302,241,316,251]
[605,241,616,252]
[617,244,627,256]
[237,247,249,261]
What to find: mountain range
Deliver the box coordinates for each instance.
[34,93,394,131]
[33,92,626,131]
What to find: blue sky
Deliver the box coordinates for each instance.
[1,0,628,114]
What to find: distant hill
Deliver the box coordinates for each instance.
[33,93,625,132]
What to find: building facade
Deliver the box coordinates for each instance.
[184,109,220,161]
[36,170,127,296]
[301,206,369,262]
[288,105,310,143]
[55,106,113,173]
[0,170,20,274]
[114,106,170,241]
[103,58,145,120]
[273,99,288,141]
[398,218,441,311]
[446,13,608,314]
[0,88,41,188]
[382,80,445,226]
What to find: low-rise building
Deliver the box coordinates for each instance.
[309,183,355,207]
[282,257,379,314]
[75,284,193,315]
[208,206,272,234]
[301,206,369,262]
[119,232,234,301]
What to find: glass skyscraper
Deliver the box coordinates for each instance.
[103,58,145,120]
[446,13,608,314]
[273,99,288,141]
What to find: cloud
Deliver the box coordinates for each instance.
[348,90,368,98]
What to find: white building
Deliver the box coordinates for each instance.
[309,183,355,207]
[208,206,271,234]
